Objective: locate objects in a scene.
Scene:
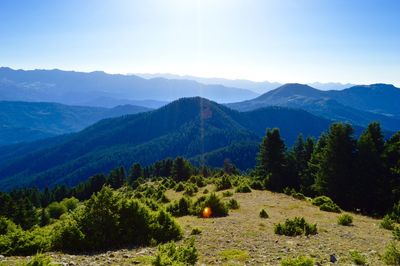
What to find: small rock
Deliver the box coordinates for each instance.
[123,254,130,258]
[109,253,115,258]
[330,254,337,263]
[0,255,4,258]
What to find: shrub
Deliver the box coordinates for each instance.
[51,216,85,252]
[0,216,18,235]
[152,238,198,266]
[203,189,209,194]
[78,186,121,249]
[60,197,79,212]
[349,250,367,265]
[216,175,232,191]
[274,217,317,236]
[393,227,400,240]
[250,180,264,190]
[190,227,202,235]
[283,187,296,196]
[281,256,314,266]
[382,242,400,265]
[381,214,396,230]
[175,182,185,192]
[46,202,67,219]
[0,225,52,256]
[226,199,240,210]
[292,192,306,200]
[166,197,192,217]
[222,191,233,197]
[312,196,334,206]
[183,184,198,197]
[25,253,52,266]
[196,193,229,217]
[319,202,341,213]
[235,184,252,193]
[259,209,269,218]
[150,210,183,243]
[189,175,206,187]
[337,214,353,226]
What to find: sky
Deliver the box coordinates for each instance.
[1,0,399,86]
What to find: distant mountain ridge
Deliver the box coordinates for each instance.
[0,67,258,106]
[0,97,336,190]
[0,101,151,145]
[137,73,355,93]
[228,83,400,131]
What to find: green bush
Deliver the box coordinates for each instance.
[190,227,202,235]
[0,224,51,256]
[337,214,353,226]
[193,193,228,217]
[349,250,367,265]
[60,197,79,212]
[235,184,252,193]
[312,196,334,206]
[319,202,341,213]
[215,175,232,191]
[226,199,240,210]
[183,184,198,197]
[250,180,264,190]
[381,214,396,230]
[393,227,400,241]
[382,242,400,265]
[150,210,183,243]
[166,197,192,217]
[292,192,306,200]
[283,187,296,196]
[152,238,198,266]
[274,217,317,236]
[281,256,314,266]
[46,202,67,219]
[203,188,209,194]
[222,191,233,197]
[189,175,206,187]
[51,215,85,252]
[175,182,185,192]
[259,209,269,218]
[25,253,52,266]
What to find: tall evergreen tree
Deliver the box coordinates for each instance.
[356,122,389,214]
[172,157,192,181]
[384,131,400,206]
[256,128,288,191]
[108,167,126,189]
[314,123,357,209]
[128,163,143,184]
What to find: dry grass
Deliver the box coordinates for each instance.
[1,188,391,265]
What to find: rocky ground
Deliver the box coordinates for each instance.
[1,186,392,265]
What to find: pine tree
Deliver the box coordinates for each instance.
[256,128,288,192]
[356,122,389,214]
[172,157,192,181]
[314,123,357,209]
[129,163,142,185]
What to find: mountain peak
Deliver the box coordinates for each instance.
[257,83,322,100]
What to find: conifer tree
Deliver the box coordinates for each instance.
[256,128,288,191]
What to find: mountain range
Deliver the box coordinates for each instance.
[137,73,355,93]
[0,97,337,190]
[228,83,400,132]
[0,101,151,145]
[0,67,258,106]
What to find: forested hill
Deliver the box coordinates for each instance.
[0,101,151,145]
[228,83,400,132]
[0,97,334,190]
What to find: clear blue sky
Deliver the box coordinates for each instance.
[1,0,399,85]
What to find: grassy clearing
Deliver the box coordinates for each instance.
[3,188,392,265]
